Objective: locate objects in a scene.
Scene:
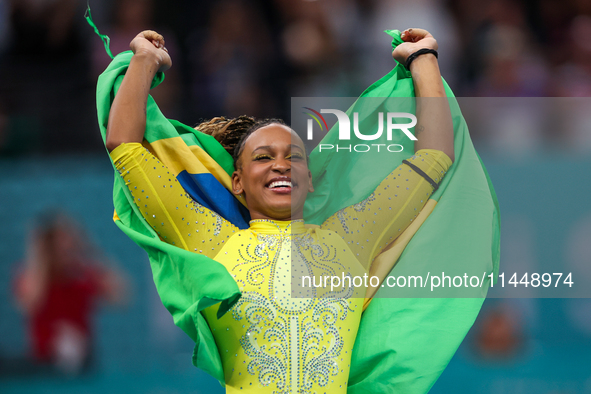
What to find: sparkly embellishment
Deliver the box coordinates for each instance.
[352,192,375,212]
[335,193,375,235]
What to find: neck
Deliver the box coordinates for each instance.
[249,210,303,221]
[249,218,306,234]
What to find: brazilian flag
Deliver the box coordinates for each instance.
[89,9,499,393]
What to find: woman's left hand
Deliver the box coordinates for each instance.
[392,28,438,66]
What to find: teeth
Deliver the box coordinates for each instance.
[268,180,292,188]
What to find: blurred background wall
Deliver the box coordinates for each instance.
[0,0,590,393]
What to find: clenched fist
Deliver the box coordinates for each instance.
[129,30,172,73]
[392,28,438,67]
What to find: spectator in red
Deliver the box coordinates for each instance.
[13,210,126,374]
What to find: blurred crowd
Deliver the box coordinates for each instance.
[0,0,590,157]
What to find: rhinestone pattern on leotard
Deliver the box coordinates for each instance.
[110,143,452,394]
[204,219,364,394]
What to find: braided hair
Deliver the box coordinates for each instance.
[194,115,256,157]
[196,117,307,169]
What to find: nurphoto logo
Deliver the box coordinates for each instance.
[303,108,417,153]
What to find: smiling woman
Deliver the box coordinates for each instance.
[231,122,314,221]
[104,28,453,393]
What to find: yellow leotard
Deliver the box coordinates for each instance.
[110,143,451,393]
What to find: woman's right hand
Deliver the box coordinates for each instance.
[129,30,172,72]
[106,30,171,151]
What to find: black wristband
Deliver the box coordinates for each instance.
[405,48,438,70]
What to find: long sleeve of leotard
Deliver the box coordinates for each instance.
[110,142,239,257]
[319,148,452,271]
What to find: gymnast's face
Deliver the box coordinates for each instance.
[232,124,314,221]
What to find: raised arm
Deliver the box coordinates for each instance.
[320,28,454,271]
[393,28,455,162]
[107,31,238,257]
[105,30,171,152]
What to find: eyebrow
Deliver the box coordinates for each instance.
[251,144,305,154]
